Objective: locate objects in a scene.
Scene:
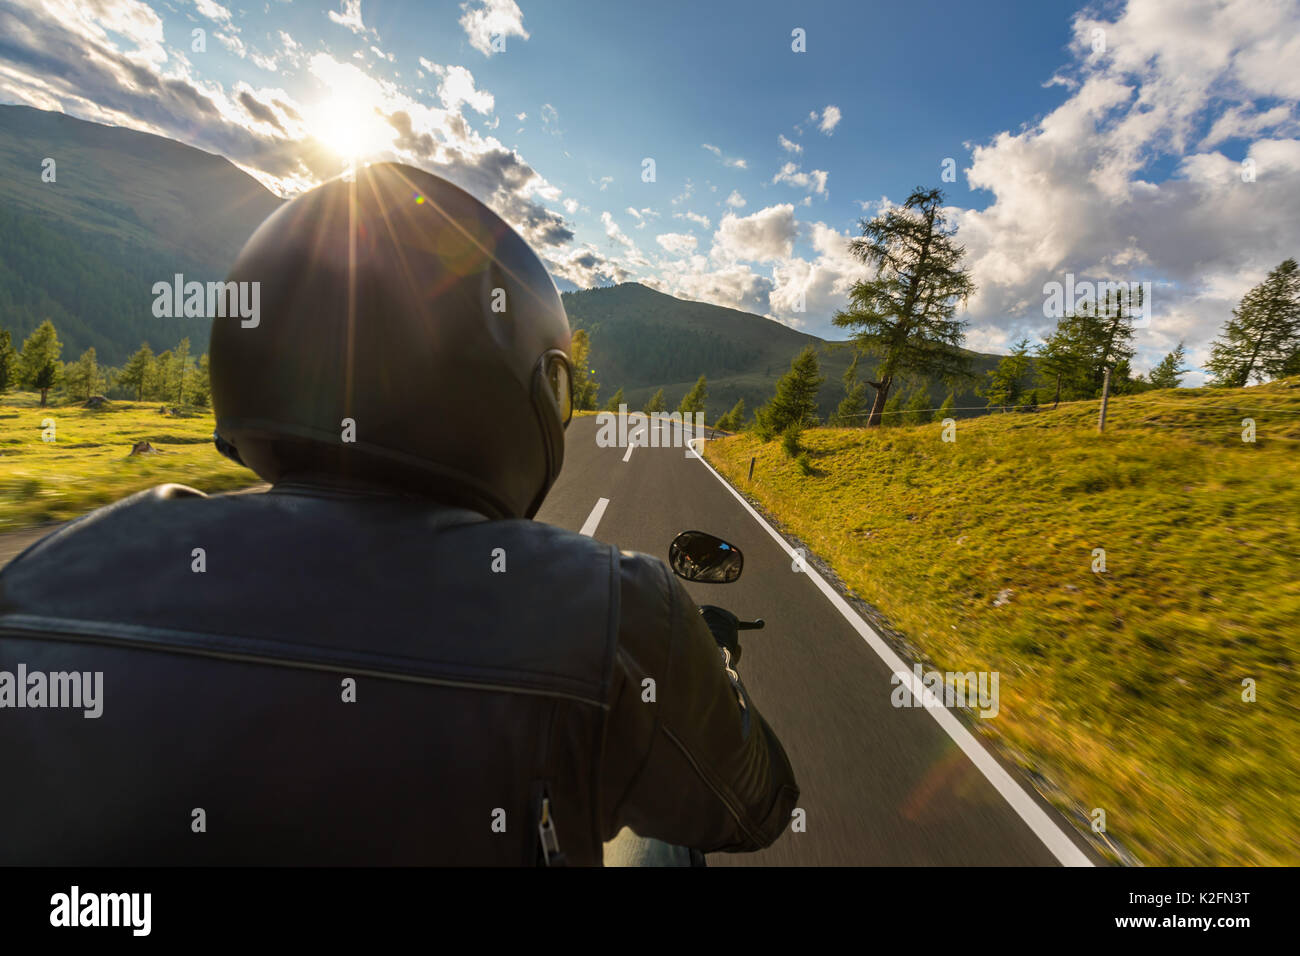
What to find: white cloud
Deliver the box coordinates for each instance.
[1200,103,1296,149]
[772,161,828,195]
[623,206,655,228]
[950,0,1300,379]
[646,258,774,317]
[547,245,629,287]
[702,142,747,168]
[540,102,560,135]
[779,133,802,154]
[276,30,305,67]
[460,0,529,57]
[817,105,841,134]
[768,222,863,326]
[435,64,494,114]
[712,204,797,263]
[724,189,746,208]
[194,0,232,24]
[327,0,373,37]
[216,32,279,72]
[674,210,710,228]
[655,232,698,256]
[601,210,636,249]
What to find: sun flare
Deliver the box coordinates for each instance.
[309,96,391,161]
[306,56,394,161]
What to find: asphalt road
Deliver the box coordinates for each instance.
[537,415,1098,866]
[1,423,1097,865]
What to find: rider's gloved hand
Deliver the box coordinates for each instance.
[698,605,741,665]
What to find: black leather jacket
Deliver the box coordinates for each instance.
[0,481,799,865]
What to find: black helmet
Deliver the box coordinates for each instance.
[210,162,573,519]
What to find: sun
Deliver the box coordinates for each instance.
[310,94,392,162]
[306,57,395,162]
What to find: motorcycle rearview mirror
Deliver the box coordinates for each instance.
[669,531,744,584]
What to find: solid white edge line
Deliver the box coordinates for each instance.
[686,439,1093,867]
[579,497,610,538]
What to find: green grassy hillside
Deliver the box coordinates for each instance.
[704,380,1300,866]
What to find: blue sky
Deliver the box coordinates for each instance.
[2,0,1299,383]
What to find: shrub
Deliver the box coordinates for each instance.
[781,423,802,457]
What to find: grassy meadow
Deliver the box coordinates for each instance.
[0,392,257,533]
[705,380,1300,866]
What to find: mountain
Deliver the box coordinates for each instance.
[563,283,1005,421]
[0,106,1005,415]
[0,105,283,364]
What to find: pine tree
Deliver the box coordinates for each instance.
[832,187,975,426]
[0,329,18,395]
[18,320,62,406]
[191,354,212,407]
[118,344,155,401]
[731,397,746,430]
[1036,290,1139,403]
[715,397,746,431]
[1036,318,1092,406]
[1092,286,1140,394]
[570,330,600,409]
[173,338,192,405]
[1205,259,1300,387]
[604,386,625,412]
[1147,342,1189,389]
[677,374,708,417]
[903,386,930,424]
[979,337,1033,410]
[780,423,802,457]
[761,346,825,432]
[643,387,666,414]
[830,352,869,426]
[881,387,905,426]
[933,392,955,422]
[64,347,104,401]
[150,349,173,402]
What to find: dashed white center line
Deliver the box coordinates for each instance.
[622,442,636,463]
[579,497,610,537]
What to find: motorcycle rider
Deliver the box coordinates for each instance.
[0,162,799,866]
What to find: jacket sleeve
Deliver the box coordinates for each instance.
[599,550,799,853]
